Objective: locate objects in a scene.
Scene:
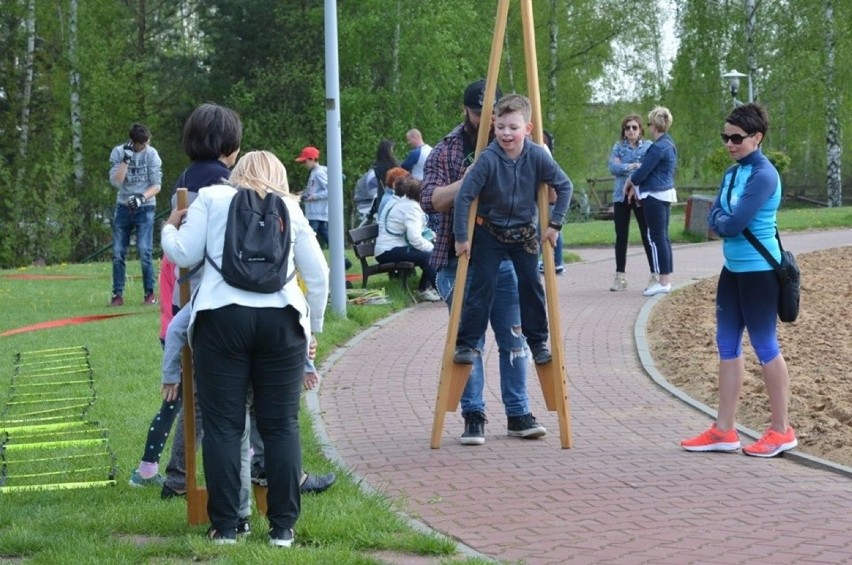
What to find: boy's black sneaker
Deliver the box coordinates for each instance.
[206,526,237,545]
[453,346,477,365]
[529,343,552,365]
[507,413,547,439]
[269,527,294,548]
[461,411,487,446]
[160,484,186,499]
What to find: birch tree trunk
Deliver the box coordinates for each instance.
[391,0,400,96]
[69,0,85,190]
[18,0,36,163]
[546,0,558,126]
[503,30,515,94]
[823,0,841,206]
[746,0,756,101]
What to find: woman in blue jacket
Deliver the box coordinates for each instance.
[607,114,653,292]
[625,106,677,296]
[681,103,797,458]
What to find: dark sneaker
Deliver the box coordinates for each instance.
[461,411,486,446]
[109,295,124,307]
[160,483,186,499]
[269,527,294,548]
[206,526,237,545]
[453,346,477,365]
[142,293,157,306]
[301,472,336,494]
[507,413,547,439]
[555,265,565,275]
[236,517,251,537]
[529,343,552,365]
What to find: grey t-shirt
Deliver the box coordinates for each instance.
[109,144,162,206]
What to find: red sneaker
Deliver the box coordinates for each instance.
[109,295,124,307]
[681,423,740,452]
[742,427,797,458]
[142,293,158,306]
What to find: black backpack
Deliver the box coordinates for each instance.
[205,188,295,293]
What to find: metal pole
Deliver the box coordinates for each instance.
[324,0,347,317]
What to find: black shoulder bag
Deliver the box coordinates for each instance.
[725,167,801,323]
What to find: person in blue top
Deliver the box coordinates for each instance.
[625,106,677,296]
[681,102,797,458]
[607,114,653,292]
[453,93,573,366]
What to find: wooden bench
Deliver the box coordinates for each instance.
[347,224,416,298]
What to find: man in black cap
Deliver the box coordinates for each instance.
[420,79,547,446]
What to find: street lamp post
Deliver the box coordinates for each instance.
[722,69,752,107]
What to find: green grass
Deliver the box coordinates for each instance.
[562,204,852,247]
[0,261,467,564]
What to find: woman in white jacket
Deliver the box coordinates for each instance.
[161,150,328,548]
[374,177,440,301]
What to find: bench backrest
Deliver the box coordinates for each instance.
[347,224,380,260]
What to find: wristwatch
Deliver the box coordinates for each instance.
[548,222,562,230]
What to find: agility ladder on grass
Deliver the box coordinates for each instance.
[0,346,117,492]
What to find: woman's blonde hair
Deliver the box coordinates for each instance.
[228,150,291,199]
[647,106,673,133]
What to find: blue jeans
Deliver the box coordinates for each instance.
[308,219,329,249]
[112,204,155,295]
[458,225,548,348]
[437,259,530,417]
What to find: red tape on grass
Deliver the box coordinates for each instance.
[0,314,137,337]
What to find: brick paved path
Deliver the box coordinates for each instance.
[314,229,852,565]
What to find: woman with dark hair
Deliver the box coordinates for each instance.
[682,102,797,458]
[375,177,440,302]
[366,139,399,222]
[373,139,398,190]
[607,114,653,291]
[624,106,677,296]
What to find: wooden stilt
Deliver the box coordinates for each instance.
[430,0,573,448]
[520,0,572,448]
[430,0,510,449]
[175,188,209,523]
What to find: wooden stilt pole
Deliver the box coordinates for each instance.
[175,188,209,523]
[430,0,510,449]
[520,0,572,448]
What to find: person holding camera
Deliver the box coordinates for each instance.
[108,123,162,307]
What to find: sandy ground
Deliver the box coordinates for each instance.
[647,246,852,467]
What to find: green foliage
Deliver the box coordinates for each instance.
[0,0,850,268]
[765,150,791,175]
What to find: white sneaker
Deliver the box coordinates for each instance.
[642,282,672,296]
[419,288,442,302]
[644,273,660,290]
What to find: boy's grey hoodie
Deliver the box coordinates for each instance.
[454,138,573,242]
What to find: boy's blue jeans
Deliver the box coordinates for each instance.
[458,226,548,349]
[112,204,155,295]
[437,259,530,418]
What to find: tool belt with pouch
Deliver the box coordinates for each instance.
[475,216,539,255]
